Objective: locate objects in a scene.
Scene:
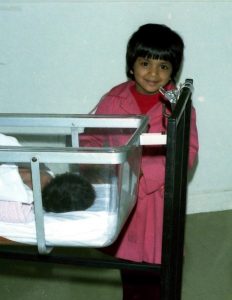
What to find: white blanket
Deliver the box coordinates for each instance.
[0,184,126,247]
[0,164,33,204]
[0,133,33,204]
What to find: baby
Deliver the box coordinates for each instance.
[0,134,95,222]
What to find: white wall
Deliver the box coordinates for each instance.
[0,1,232,213]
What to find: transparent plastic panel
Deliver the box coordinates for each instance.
[0,114,147,249]
[78,127,136,148]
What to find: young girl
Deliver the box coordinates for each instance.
[88,23,199,299]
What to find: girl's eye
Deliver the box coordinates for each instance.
[160,64,169,70]
[140,60,149,67]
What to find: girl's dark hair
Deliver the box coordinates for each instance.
[42,173,96,213]
[126,24,184,81]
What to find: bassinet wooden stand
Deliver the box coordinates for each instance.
[0,79,193,300]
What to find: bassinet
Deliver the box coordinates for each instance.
[0,114,148,253]
[0,79,194,300]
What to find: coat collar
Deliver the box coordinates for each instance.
[117,81,164,115]
[117,81,140,114]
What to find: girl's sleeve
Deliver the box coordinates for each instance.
[139,107,199,195]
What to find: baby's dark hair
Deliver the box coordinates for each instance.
[42,173,96,213]
[126,23,184,81]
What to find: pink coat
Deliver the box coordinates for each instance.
[91,81,199,264]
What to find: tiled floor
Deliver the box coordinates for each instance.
[0,210,231,300]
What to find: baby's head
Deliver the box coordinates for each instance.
[126,23,184,82]
[42,173,96,213]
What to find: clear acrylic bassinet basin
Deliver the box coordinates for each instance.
[0,114,148,253]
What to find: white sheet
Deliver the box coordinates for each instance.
[0,211,118,247]
[0,184,123,247]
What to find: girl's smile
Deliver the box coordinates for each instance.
[132,57,173,95]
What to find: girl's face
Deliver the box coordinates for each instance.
[132,57,173,95]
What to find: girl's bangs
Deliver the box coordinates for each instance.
[138,46,172,62]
